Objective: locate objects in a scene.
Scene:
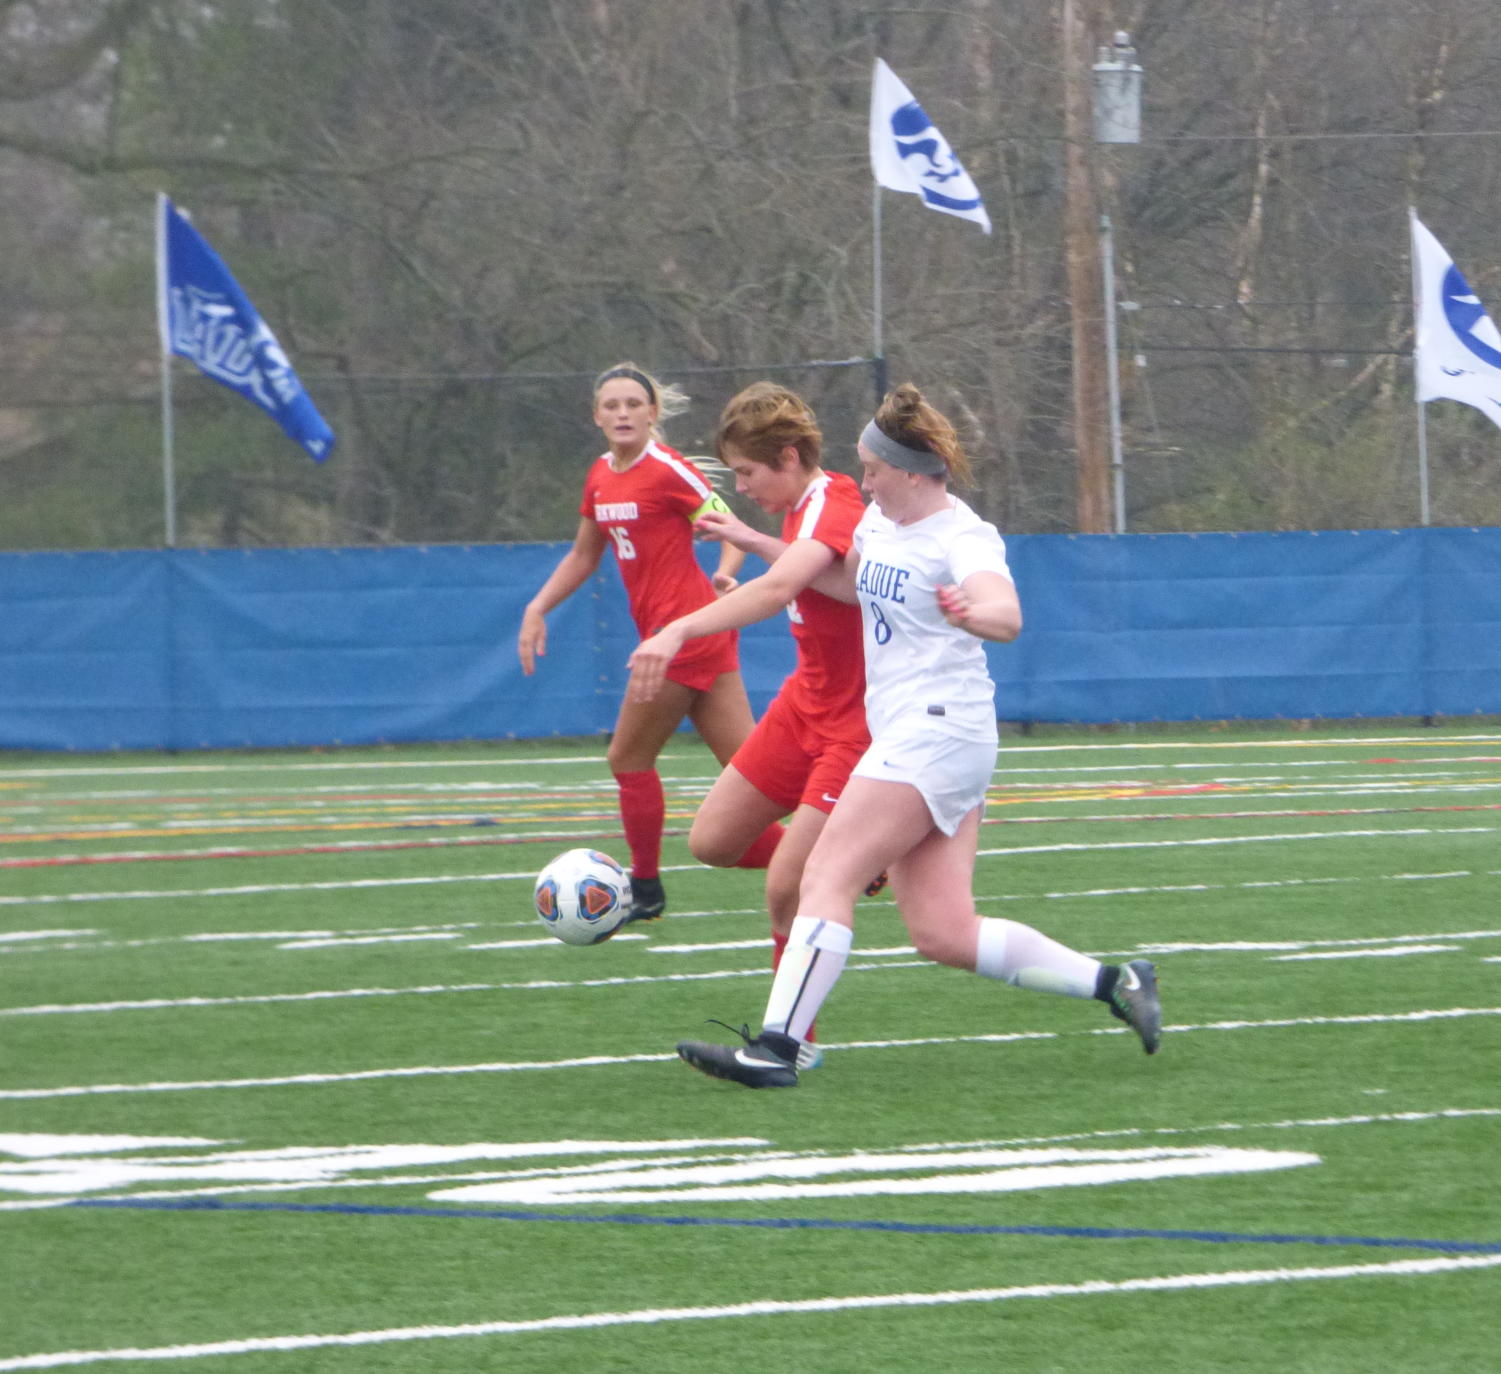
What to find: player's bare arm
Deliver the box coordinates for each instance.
[936,571,1022,642]
[518,519,608,675]
[711,539,747,594]
[808,544,859,604]
[628,538,835,702]
[689,506,753,594]
[694,509,789,566]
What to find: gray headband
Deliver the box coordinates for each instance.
[859,419,947,476]
[594,366,657,405]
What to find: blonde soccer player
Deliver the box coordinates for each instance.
[518,363,780,924]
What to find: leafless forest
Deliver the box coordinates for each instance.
[5,0,1501,548]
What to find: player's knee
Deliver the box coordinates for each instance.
[911,924,970,969]
[687,818,738,868]
[796,869,830,911]
[606,741,644,774]
[765,871,801,928]
[797,866,854,912]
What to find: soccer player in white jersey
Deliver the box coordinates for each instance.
[676,383,1162,1087]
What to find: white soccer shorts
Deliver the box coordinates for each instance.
[850,722,996,836]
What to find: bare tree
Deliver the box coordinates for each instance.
[8,0,1501,547]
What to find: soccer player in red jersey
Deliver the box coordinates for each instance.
[518,364,779,924]
[627,383,874,1064]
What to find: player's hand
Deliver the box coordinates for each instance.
[693,509,756,549]
[712,572,739,595]
[517,609,546,675]
[627,628,682,702]
[936,582,972,630]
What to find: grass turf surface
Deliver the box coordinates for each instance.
[1,723,1499,1371]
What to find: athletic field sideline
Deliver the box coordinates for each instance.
[1,723,1498,1372]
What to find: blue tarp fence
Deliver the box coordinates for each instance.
[3,528,1499,752]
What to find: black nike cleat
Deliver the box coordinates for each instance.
[676,1024,799,1088]
[621,874,666,925]
[1108,958,1162,1054]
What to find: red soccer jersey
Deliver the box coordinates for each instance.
[778,470,867,732]
[579,440,730,641]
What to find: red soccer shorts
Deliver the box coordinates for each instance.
[665,629,739,693]
[731,690,869,816]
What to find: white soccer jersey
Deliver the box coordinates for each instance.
[851,496,1013,742]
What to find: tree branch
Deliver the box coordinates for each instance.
[0,0,158,101]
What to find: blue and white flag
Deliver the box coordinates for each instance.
[1411,212,1501,434]
[155,193,335,461]
[869,58,991,234]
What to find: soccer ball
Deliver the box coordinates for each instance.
[533,848,633,946]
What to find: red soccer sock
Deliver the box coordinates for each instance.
[733,821,785,870]
[613,769,664,879]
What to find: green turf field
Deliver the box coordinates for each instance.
[1,724,1498,1371]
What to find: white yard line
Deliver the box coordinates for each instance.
[5,872,1500,965]
[976,824,1494,858]
[0,872,535,909]
[7,826,1501,915]
[3,733,1498,786]
[3,1105,1493,1213]
[1145,928,1501,953]
[993,735,1501,752]
[0,1253,1496,1369]
[0,984,508,1017]
[275,933,459,950]
[1,1006,1495,1101]
[1271,945,1460,961]
[5,922,1497,1017]
[0,757,621,781]
[0,962,916,1023]
[3,781,619,803]
[10,777,1501,865]
[0,815,615,839]
[13,777,1501,828]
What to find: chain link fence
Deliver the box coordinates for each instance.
[6,343,1501,549]
[0,358,883,551]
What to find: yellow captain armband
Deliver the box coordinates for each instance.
[690,492,733,523]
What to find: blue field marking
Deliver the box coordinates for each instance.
[67,1197,1501,1255]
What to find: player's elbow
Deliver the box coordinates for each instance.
[973,601,1021,642]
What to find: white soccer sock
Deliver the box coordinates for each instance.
[761,915,853,1042]
[974,917,1101,999]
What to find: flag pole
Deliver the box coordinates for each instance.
[155,192,178,548]
[161,355,177,549]
[1408,205,1431,527]
[1416,401,1431,527]
[872,182,887,406]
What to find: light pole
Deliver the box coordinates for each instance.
[1093,31,1143,145]
[1100,212,1125,533]
[1092,32,1142,534]
[1060,0,1110,533]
